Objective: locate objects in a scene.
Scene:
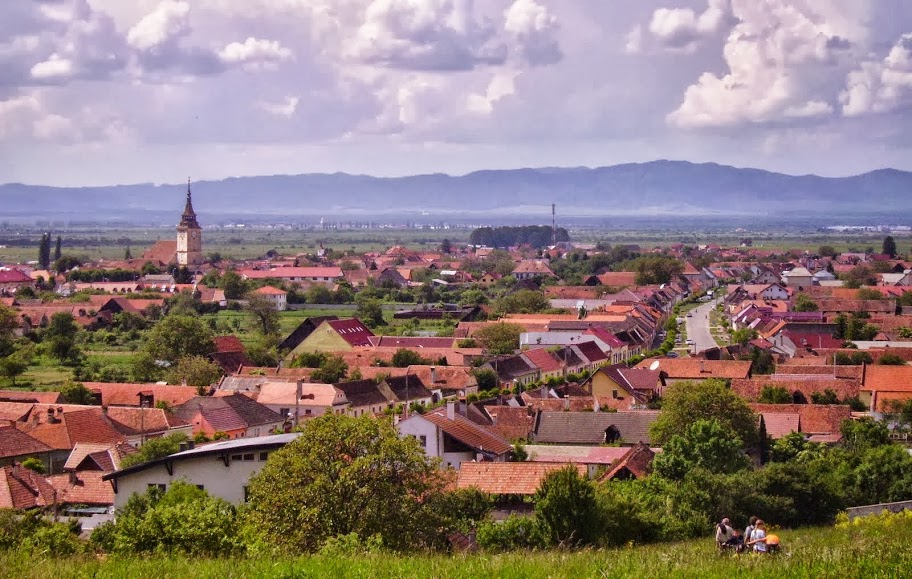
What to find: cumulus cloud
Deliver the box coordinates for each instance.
[666,1,864,129]
[257,96,300,117]
[219,38,294,70]
[629,0,734,53]
[30,54,74,81]
[348,0,507,70]
[126,0,190,52]
[841,33,912,116]
[503,0,562,66]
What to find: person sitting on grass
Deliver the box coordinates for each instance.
[715,518,734,550]
[746,520,768,554]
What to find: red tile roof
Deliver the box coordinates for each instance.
[0,425,52,459]
[760,412,801,439]
[0,269,33,284]
[421,409,513,456]
[457,462,586,495]
[47,471,113,506]
[522,348,563,373]
[213,335,246,353]
[240,267,343,280]
[0,464,56,509]
[634,358,752,380]
[0,390,63,404]
[253,285,287,295]
[18,407,127,450]
[600,442,656,481]
[326,318,375,347]
[84,382,199,407]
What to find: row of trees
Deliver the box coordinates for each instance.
[469,225,570,249]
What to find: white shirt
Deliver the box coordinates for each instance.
[752,529,767,552]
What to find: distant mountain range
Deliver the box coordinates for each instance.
[2,160,910,223]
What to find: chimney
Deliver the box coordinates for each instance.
[188,440,195,450]
[68,470,78,485]
[446,401,456,421]
[178,442,188,452]
[430,366,437,384]
[47,408,57,423]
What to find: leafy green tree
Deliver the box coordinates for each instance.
[53,255,83,273]
[473,322,524,355]
[0,350,30,387]
[493,289,550,315]
[841,418,890,452]
[90,481,242,556]
[43,312,81,363]
[305,284,334,304]
[172,266,193,284]
[53,235,62,261]
[38,233,51,270]
[391,348,429,368]
[355,297,385,328]
[628,256,684,285]
[731,328,758,346]
[883,235,898,258]
[878,353,906,366]
[60,380,96,405]
[245,293,281,337]
[842,264,878,288]
[120,433,190,469]
[474,368,499,391]
[650,379,759,448]
[810,389,841,404]
[124,246,132,260]
[535,466,603,546]
[311,354,349,384]
[142,314,215,364]
[20,457,45,474]
[243,414,450,552]
[852,444,912,505]
[220,270,248,300]
[165,355,222,391]
[794,293,819,312]
[141,261,160,275]
[857,287,887,301]
[758,386,791,404]
[131,351,164,382]
[818,245,837,258]
[653,419,750,480]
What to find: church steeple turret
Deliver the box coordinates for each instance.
[176,178,203,266]
[180,178,200,228]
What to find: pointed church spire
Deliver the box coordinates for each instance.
[180,178,199,227]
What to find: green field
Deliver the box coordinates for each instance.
[2,517,910,578]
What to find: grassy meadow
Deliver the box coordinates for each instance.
[4,516,911,579]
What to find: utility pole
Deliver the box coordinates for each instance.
[551,203,556,247]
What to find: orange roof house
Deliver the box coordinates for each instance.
[457,462,587,495]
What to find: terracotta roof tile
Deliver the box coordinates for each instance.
[47,471,113,506]
[534,411,659,445]
[0,425,52,459]
[83,382,199,407]
[422,409,513,456]
[457,462,586,495]
[634,358,752,380]
[0,464,56,509]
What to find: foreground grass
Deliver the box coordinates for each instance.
[5,521,911,579]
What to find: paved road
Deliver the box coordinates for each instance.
[684,299,721,354]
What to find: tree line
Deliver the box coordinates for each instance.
[469,226,569,249]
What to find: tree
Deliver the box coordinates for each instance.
[440,238,452,254]
[878,353,906,366]
[90,481,242,556]
[165,356,222,391]
[818,245,837,258]
[245,293,280,337]
[731,328,758,346]
[38,233,51,270]
[794,293,819,312]
[355,297,385,328]
[842,264,877,289]
[120,433,190,469]
[629,256,684,285]
[21,457,45,474]
[142,314,215,364]
[758,386,791,404]
[474,368,499,391]
[0,349,30,387]
[883,236,898,258]
[810,389,841,404]
[43,312,80,363]
[243,414,450,552]
[220,270,247,300]
[305,284,333,304]
[492,289,550,315]
[652,419,751,480]
[841,418,890,452]
[534,466,603,546]
[53,255,82,273]
[53,236,62,261]
[60,381,96,405]
[391,348,428,368]
[857,287,886,301]
[173,266,193,284]
[124,246,132,260]
[310,354,349,384]
[650,379,759,448]
[473,322,524,356]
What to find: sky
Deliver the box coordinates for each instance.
[1,0,911,187]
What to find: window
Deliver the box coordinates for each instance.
[612,389,619,399]
[243,486,250,502]
[259,452,269,461]
[196,485,205,491]
[304,409,312,415]
[231,454,243,461]
[243,453,255,461]
[419,435,427,448]
[279,408,290,418]
[147,483,166,492]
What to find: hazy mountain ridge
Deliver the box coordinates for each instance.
[1,160,910,221]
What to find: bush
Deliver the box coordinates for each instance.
[476,515,547,551]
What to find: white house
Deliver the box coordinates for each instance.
[103,433,299,509]
[397,403,513,469]
[255,382,349,421]
[252,285,288,311]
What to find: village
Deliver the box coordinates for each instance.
[1,187,912,547]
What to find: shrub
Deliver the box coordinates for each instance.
[476,515,547,551]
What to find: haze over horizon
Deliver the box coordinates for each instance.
[1,1,911,187]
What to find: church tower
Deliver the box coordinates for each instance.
[176,179,203,266]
